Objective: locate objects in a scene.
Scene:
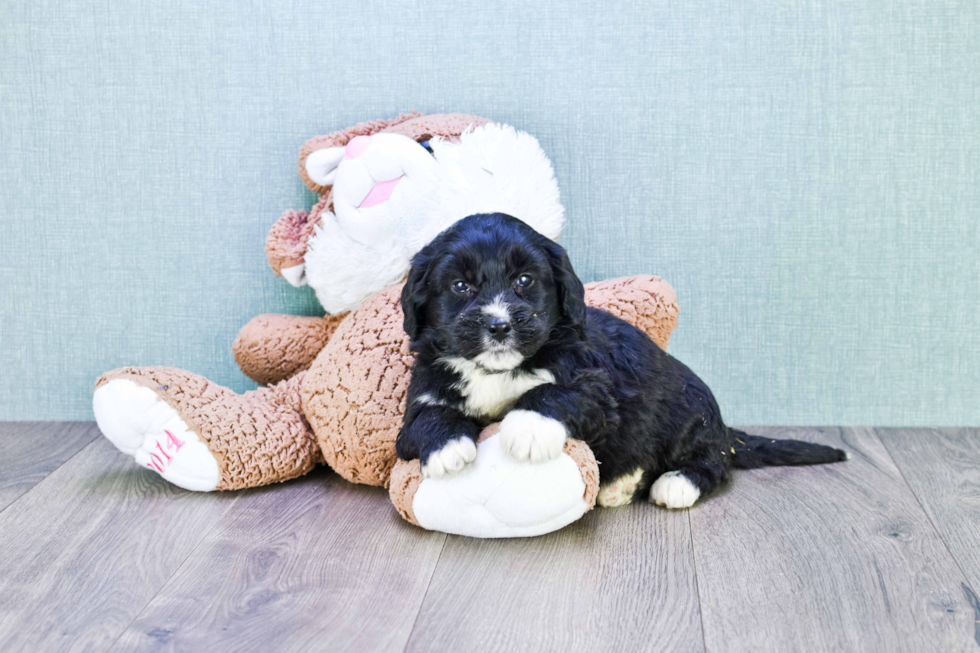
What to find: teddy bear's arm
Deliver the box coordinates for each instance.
[266,205,325,282]
[583,275,679,351]
[232,313,347,386]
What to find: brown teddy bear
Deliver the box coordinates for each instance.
[92,113,680,538]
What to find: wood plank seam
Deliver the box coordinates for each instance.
[687,427,978,651]
[403,535,449,653]
[688,510,711,653]
[104,491,247,653]
[0,424,101,519]
[873,428,980,642]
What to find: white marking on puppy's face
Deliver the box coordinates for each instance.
[598,467,645,507]
[481,295,511,321]
[474,294,523,371]
[422,437,478,479]
[498,410,568,463]
[438,357,554,420]
[649,471,700,509]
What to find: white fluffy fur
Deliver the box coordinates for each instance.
[439,357,554,420]
[498,409,568,464]
[421,436,478,479]
[650,471,701,509]
[597,467,645,508]
[473,348,524,372]
[300,123,565,314]
[93,379,220,492]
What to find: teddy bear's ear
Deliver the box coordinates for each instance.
[304,146,345,188]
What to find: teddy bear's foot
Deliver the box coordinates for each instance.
[93,378,220,491]
[95,366,322,491]
[389,429,601,538]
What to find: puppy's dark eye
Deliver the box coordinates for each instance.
[419,139,433,153]
[516,274,534,288]
[452,280,470,294]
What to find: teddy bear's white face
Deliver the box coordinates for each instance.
[290,123,566,315]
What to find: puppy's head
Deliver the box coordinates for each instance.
[402,213,585,372]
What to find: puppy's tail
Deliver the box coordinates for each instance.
[729,429,848,469]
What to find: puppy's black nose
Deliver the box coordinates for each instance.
[487,318,512,342]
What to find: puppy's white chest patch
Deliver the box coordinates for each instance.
[439,357,554,420]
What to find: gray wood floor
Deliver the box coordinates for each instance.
[0,423,978,652]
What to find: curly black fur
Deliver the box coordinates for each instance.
[397,213,846,501]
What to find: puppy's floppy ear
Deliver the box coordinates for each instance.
[401,248,434,340]
[546,242,586,327]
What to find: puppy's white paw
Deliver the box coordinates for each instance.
[597,468,645,508]
[498,410,567,463]
[649,471,700,509]
[422,437,478,479]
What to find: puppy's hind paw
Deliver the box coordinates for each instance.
[421,437,478,479]
[649,471,700,509]
[498,410,568,463]
[598,468,644,508]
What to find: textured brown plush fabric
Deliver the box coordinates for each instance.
[266,202,324,277]
[266,113,493,276]
[304,275,679,488]
[562,439,600,509]
[96,367,321,490]
[233,313,348,386]
[584,275,678,351]
[388,458,424,526]
[301,284,413,487]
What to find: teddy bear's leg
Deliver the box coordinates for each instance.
[93,367,321,491]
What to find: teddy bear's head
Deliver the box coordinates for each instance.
[266,113,566,314]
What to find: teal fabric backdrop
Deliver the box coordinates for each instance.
[1,0,977,424]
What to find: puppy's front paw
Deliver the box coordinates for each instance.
[498,410,568,463]
[421,437,478,479]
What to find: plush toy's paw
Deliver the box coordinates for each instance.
[649,471,700,509]
[498,410,568,463]
[390,433,599,539]
[597,468,645,508]
[421,437,478,479]
[93,378,221,491]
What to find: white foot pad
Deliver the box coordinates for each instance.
[598,467,645,507]
[498,410,568,463]
[412,432,589,538]
[422,437,478,479]
[93,379,220,491]
[650,471,700,509]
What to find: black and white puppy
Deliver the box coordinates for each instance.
[396,213,846,509]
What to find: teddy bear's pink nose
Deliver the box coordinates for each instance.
[345,135,372,159]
